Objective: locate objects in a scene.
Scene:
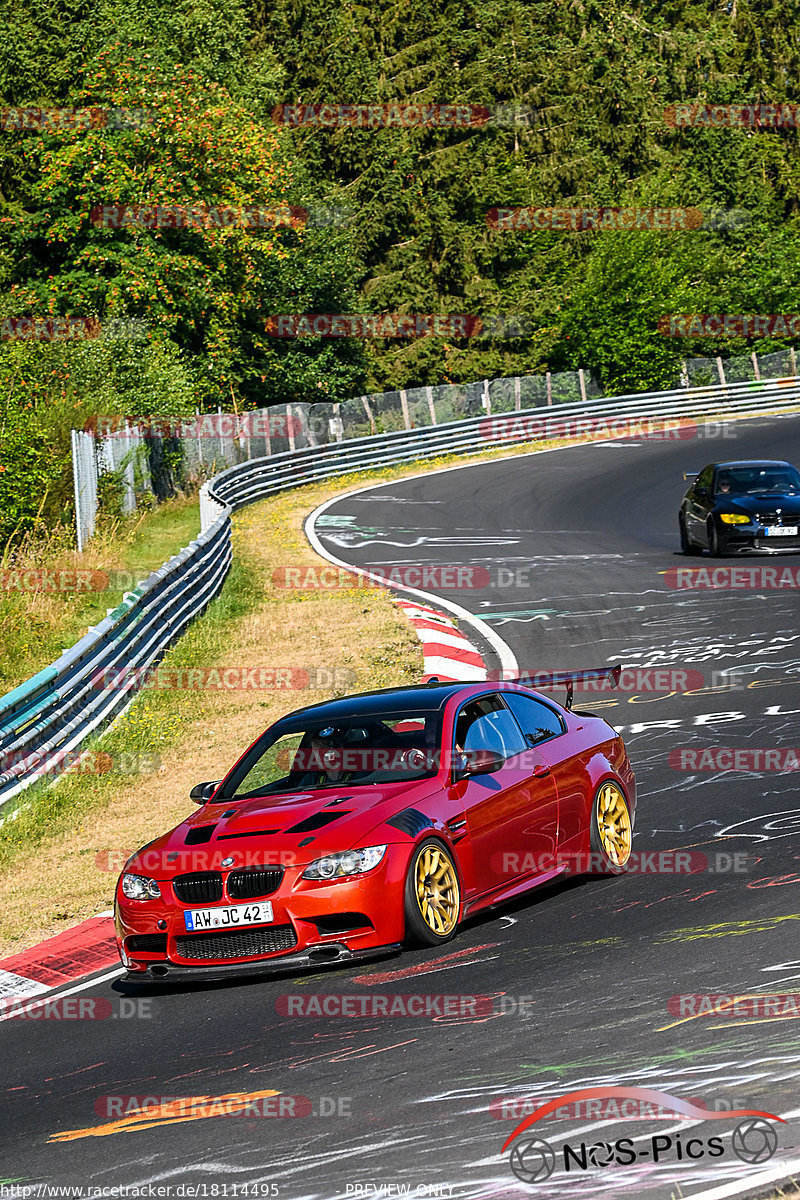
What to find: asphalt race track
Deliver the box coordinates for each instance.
[4,413,800,1199]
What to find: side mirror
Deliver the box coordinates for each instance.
[457,749,506,777]
[190,780,222,804]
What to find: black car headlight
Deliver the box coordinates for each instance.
[302,845,387,881]
[121,873,161,900]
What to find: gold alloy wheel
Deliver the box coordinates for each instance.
[596,782,632,866]
[415,846,459,935]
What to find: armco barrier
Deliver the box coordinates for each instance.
[0,513,231,806]
[1,374,799,807]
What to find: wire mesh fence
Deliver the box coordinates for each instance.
[72,350,797,548]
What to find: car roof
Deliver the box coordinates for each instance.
[713,460,794,469]
[274,681,468,725]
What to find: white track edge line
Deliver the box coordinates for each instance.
[0,967,125,1022]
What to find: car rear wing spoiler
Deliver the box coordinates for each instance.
[683,471,699,481]
[511,664,622,710]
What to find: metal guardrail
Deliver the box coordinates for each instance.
[204,375,800,521]
[0,512,231,806]
[2,373,799,807]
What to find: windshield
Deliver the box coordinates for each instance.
[221,709,444,799]
[716,466,800,495]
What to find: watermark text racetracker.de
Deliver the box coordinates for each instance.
[670,994,800,1019]
[494,850,749,876]
[666,566,800,589]
[670,747,800,772]
[93,1094,351,1119]
[0,997,152,1020]
[659,313,800,337]
[91,665,358,692]
[479,413,735,444]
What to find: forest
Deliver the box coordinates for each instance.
[1,0,798,534]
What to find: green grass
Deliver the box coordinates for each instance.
[0,495,202,694]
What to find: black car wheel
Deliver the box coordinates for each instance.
[404,839,461,947]
[708,519,728,557]
[679,514,701,555]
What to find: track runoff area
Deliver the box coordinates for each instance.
[3,412,800,1200]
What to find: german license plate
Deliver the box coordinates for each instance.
[765,526,798,537]
[184,902,273,931]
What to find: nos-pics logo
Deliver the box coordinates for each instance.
[501,1086,783,1184]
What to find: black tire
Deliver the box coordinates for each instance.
[708,519,728,557]
[403,838,461,948]
[588,781,632,876]
[679,515,701,555]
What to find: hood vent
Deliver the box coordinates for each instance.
[185,825,217,845]
[218,828,279,840]
[286,810,352,834]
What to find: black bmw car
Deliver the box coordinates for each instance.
[679,459,800,556]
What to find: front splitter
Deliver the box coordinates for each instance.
[121,941,403,985]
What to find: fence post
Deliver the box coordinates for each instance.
[716,356,726,385]
[578,369,588,403]
[426,386,437,425]
[482,379,491,415]
[361,395,376,434]
[546,371,553,405]
[399,390,412,429]
[263,408,272,457]
[751,352,761,381]
[286,403,296,451]
[791,347,798,377]
[514,376,521,411]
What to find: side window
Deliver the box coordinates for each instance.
[697,465,714,491]
[503,693,565,745]
[454,695,527,759]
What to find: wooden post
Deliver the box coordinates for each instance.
[286,403,296,451]
[482,379,491,415]
[751,351,761,381]
[399,389,412,429]
[546,372,553,406]
[578,368,588,403]
[514,376,521,411]
[426,386,437,425]
[361,395,376,434]
[790,347,797,377]
[716,356,726,385]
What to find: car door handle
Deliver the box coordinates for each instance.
[531,763,551,778]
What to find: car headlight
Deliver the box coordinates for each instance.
[121,873,161,900]
[720,513,751,525]
[302,845,387,881]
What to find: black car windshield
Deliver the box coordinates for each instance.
[222,709,444,799]
[716,466,800,495]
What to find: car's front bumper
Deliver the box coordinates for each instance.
[121,940,402,984]
[115,843,411,980]
[719,524,800,554]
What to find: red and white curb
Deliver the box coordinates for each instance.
[395,599,487,682]
[0,913,120,1015]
